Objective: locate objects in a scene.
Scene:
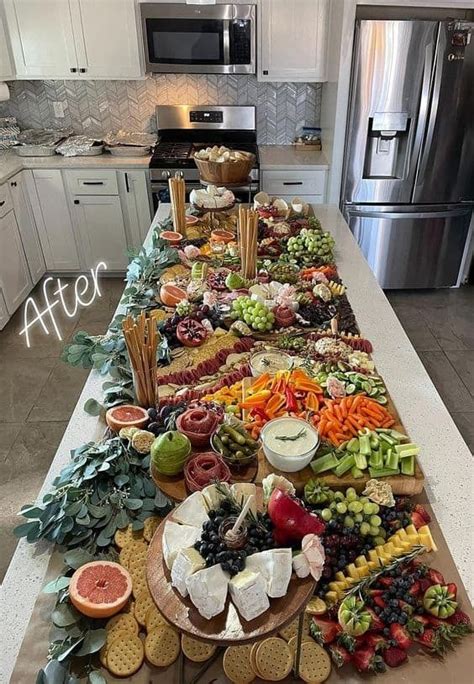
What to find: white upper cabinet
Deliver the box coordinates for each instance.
[0,4,15,79]
[4,0,143,79]
[4,0,78,78]
[258,0,329,82]
[70,0,142,79]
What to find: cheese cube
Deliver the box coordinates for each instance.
[171,547,206,597]
[201,483,230,510]
[355,556,368,568]
[230,483,257,515]
[368,550,379,563]
[346,564,359,579]
[186,564,229,620]
[162,521,202,570]
[229,570,270,622]
[172,491,209,528]
[245,549,292,598]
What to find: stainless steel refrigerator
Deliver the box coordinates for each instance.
[342,19,474,288]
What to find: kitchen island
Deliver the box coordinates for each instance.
[2,203,473,683]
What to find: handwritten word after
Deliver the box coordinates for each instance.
[20,262,108,348]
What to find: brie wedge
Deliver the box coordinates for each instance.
[171,491,209,528]
[246,548,292,598]
[171,547,206,597]
[229,569,270,621]
[230,483,257,515]
[162,521,202,570]
[201,482,230,510]
[186,564,229,619]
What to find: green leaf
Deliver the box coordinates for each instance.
[19,505,44,519]
[96,529,112,547]
[87,503,108,518]
[63,548,94,569]
[52,603,81,628]
[124,498,143,510]
[83,398,103,417]
[13,521,39,538]
[114,474,129,487]
[43,576,71,593]
[57,635,85,662]
[36,659,69,684]
[64,500,83,516]
[75,629,106,657]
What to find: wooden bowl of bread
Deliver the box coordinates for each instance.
[194,145,255,185]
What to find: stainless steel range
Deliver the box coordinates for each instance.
[149,105,259,210]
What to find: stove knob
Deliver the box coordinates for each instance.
[161,170,171,180]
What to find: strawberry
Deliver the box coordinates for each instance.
[310,617,341,645]
[366,607,384,631]
[409,581,421,597]
[374,596,386,609]
[328,643,352,668]
[448,610,472,627]
[427,568,445,585]
[419,578,432,593]
[427,615,445,628]
[369,589,384,597]
[446,582,457,598]
[389,623,412,650]
[413,503,431,524]
[383,646,408,668]
[365,633,388,652]
[352,646,386,673]
[416,628,438,651]
[379,577,393,588]
[411,511,427,529]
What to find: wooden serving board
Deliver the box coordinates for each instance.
[146,489,316,646]
[242,377,425,495]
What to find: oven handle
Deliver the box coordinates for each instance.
[223,19,231,64]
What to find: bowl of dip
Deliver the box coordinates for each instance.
[250,350,292,377]
[260,417,319,472]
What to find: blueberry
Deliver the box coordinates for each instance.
[374,607,381,615]
[399,613,407,625]
[390,599,398,608]
[193,541,201,551]
[147,407,158,420]
[201,532,209,542]
[214,517,224,527]
[200,543,209,555]
[203,520,212,531]
[208,510,216,519]
[222,561,231,572]
[383,627,390,637]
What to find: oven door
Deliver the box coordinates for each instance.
[141,3,255,74]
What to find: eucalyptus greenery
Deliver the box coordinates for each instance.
[14,437,172,552]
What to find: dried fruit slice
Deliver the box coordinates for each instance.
[69,561,132,619]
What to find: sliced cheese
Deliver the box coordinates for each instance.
[171,547,206,597]
[230,483,257,515]
[162,521,202,570]
[229,569,269,622]
[201,482,230,510]
[172,491,209,528]
[246,548,292,598]
[186,564,229,620]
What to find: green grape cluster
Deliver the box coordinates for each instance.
[286,228,335,264]
[319,487,385,546]
[231,296,275,332]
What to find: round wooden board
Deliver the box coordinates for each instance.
[146,507,316,646]
[151,458,258,503]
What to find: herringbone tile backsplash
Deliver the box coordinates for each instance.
[0,75,321,144]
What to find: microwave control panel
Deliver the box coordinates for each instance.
[190,110,223,123]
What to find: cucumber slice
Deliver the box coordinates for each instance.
[376,395,388,405]
[345,384,356,394]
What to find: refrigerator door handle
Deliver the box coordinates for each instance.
[348,208,470,220]
[412,41,436,188]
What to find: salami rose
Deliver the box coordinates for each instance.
[176,408,221,447]
[184,452,231,492]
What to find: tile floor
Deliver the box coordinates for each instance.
[0,279,472,581]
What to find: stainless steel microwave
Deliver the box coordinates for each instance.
[140,3,256,74]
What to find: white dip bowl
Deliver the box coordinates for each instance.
[260,417,320,473]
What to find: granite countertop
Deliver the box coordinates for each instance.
[0,149,151,184]
[259,145,329,170]
[2,204,473,683]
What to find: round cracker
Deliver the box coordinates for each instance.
[107,628,137,646]
[279,613,311,642]
[99,641,109,669]
[145,626,180,667]
[145,605,168,632]
[250,642,263,678]
[114,525,144,548]
[256,637,293,681]
[107,633,144,678]
[181,634,217,663]
[287,634,313,653]
[143,515,161,542]
[223,644,255,684]
[105,613,139,636]
[134,593,155,626]
[298,640,331,683]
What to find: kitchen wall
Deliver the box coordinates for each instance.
[0,75,322,145]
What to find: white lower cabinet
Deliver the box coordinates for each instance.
[9,171,46,285]
[72,195,129,271]
[117,170,152,249]
[32,170,81,272]
[261,169,328,204]
[0,209,32,315]
[0,289,9,330]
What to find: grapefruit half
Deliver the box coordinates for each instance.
[69,561,133,619]
[160,283,188,307]
[160,230,183,244]
[105,404,149,433]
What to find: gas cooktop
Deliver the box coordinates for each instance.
[149,141,259,169]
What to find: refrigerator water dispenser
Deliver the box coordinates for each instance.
[363,113,410,179]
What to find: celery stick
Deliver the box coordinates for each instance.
[385,451,399,470]
[375,428,392,434]
[368,467,399,478]
[334,453,355,477]
[355,452,368,470]
[311,451,339,474]
[401,456,415,476]
[359,434,371,456]
[347,438,360,453]
[383,448,393,467]
[390,429,410,441]
[369,449,382,468]
[351,466,364,479]
[369,434,379,449]
[379,432,397,446]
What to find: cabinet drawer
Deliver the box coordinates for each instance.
[0,183,13,218]
[261,169,326,197]
[65,169,119,195]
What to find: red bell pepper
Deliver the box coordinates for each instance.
[285,386,298,412]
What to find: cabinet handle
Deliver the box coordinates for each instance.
[0,200,5,206]
[74,199,80,205]
[70,67,77,73]
[263,69,268,75]
[82,181,104,185]
[10,181,17,187]
[282,181,303,186]
[79,68,87,73]
[125,172,130,193]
